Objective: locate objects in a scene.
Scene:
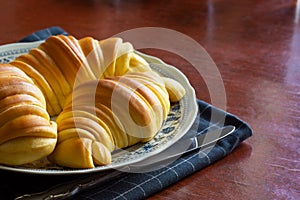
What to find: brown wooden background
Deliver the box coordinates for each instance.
[0,0,299,199]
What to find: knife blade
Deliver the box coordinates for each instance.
[125,125,236,172]
[14,125,235,200]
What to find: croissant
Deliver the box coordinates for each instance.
[0,35,186,168]
[0,64,57,165]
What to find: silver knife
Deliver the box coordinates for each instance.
[15,125,235,200]
[125,125,236,172]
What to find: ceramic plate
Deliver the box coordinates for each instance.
[0,41,198,175]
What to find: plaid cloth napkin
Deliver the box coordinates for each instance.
[18,26,68,42]
[0,27,253,200]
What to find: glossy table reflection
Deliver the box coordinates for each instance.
[0,0,299,199]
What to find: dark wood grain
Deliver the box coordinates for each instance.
[0,0,299,199]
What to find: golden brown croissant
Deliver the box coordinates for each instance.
[0,64,57,166]
[0,35,186,168]
[49,71,170,168]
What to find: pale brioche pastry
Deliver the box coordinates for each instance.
[0,35,186,168]
[0,65,57,166]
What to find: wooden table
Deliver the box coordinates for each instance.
[0,0,299,199]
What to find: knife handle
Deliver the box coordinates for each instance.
[14,170,124,200]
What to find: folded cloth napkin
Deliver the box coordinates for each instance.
[18,26,68,42]
[0,27,253,200]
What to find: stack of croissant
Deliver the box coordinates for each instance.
[0,35,186,168]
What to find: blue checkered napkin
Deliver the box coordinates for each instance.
[18,26,68,42]
[71,99,253,200]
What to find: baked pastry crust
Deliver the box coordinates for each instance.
[0,64,57,166]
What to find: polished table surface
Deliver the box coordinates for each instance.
[0,0,299,199]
